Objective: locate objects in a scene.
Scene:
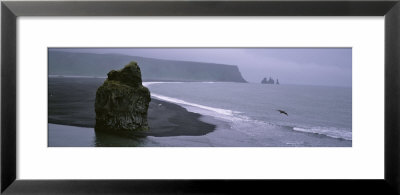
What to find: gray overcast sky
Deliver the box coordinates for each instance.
[53,48,352,87]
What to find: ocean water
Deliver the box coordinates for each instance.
[49,81,352,147]
[143,82,351,147]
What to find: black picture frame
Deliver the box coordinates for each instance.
[2,0,400,194]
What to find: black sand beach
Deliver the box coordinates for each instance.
[48,77,216,137]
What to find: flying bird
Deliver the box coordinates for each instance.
[277,109,288,116]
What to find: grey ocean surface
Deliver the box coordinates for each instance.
[144,82,351,147]
[49,82,352,147]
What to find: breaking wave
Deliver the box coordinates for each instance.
[144,82,352,141]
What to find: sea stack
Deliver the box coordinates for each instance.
[261,77,275,84]
[95,61,151,136]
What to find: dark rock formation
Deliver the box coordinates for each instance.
[269,77,275,84]
[261,76,276,84]
[261,77,267,84]
[95,61,151,136]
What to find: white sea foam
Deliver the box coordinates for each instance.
[293,127,352,141]
[151,93,242,118]
[144,82,243,119]
[143,82,182,87]
[144,82,352,143]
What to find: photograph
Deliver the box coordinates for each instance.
[4,0,399,193]
[48,48,352,147]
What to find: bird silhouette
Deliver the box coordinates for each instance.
[277,109,288,116]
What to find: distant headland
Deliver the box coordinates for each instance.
[49,51,247,83]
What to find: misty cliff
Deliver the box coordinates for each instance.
[49,51,247,82]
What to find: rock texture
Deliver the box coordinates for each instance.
[95,61,151,136]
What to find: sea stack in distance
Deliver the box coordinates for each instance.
[95,61,151,136]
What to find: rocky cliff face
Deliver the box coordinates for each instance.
[49,51,247,82]
[95,62,151,136]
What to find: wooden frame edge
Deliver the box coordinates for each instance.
[1,0,399,194]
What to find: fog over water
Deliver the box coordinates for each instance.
[51,48,352,87]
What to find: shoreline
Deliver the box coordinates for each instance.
[48,77,352,147]
[48,77,217,137]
